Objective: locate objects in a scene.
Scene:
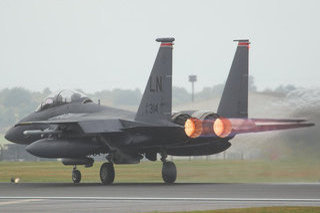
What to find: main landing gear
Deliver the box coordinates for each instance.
[71,163,115,185]
[100,162,115,185]
[71,155,176,184]
[72,166,81,184]
[161,154,177,184]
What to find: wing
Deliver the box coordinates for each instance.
[16,114,183,136]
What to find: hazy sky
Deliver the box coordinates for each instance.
[0,0,319,93]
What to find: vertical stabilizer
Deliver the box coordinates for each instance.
[217,40,250,118]
[135,38,174,124]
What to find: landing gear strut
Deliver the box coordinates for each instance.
[72,166,81,184]
[161,153,177,184]
[100,162,115,185]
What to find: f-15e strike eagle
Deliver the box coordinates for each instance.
[5,38,314,184]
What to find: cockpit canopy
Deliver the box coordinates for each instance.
[36,89,92,112]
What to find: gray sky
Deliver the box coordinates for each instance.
[0,0,319,93]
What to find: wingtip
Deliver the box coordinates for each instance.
[234,39,250,47]
[233,39,250,43]
[156,37,175,43]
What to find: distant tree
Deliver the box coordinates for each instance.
[211,84,224,96]
[112,88,141,106]
[275,84,296,94]
[195,84,224,101]
[197,87,213,100]
[1,87,33,108]
[172,87,190,105]
[42,88,51,97]
[74,88,85,94]
[0,144,3,161]
[0,83,304,134]
[0,108,16,129]
[91,90,113,104]
[0,88,39,129]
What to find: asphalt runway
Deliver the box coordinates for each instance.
[0,183,320,212]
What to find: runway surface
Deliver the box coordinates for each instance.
[0,182,320,212]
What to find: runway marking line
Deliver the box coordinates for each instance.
[0,199,43,206]
[0,197,319,203]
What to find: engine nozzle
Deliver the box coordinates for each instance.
[213,117,232,138]
[184,118,203,138]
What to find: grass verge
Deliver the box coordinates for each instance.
[157,206,320,213]
[0,159,320,183]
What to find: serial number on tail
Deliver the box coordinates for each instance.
[145,103,159,114]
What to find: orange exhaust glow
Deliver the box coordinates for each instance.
[201,120,215,136]
[184,118,203,138]
[213,118,232,138]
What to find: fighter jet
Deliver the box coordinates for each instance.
[5,38,314,184]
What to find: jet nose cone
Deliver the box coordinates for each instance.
[25,143,33,154]
[5,126,38,145]
[5,126,24,144]
[4,127,15,142]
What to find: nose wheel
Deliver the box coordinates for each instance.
[72,167,81,184]
[100,162,115,185]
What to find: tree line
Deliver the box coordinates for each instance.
[0,76,297,133]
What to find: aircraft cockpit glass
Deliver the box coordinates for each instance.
[35,90,92,112]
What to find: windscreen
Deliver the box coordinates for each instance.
[35,89,91,112]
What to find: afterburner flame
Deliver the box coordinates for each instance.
[184,118,203,138]
[213,118,232,138]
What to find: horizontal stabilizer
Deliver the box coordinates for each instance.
[250,118,307,123]
[234,120,315,135]
[183,117,315,139]
[227,118,315,136]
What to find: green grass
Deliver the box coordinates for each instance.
[156,206,320,213]
[0,159,320,183]
[0,134,9,145]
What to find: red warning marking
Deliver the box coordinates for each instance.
[238,42,250,49]
[161,43,173,47]
[238,42,249,46]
